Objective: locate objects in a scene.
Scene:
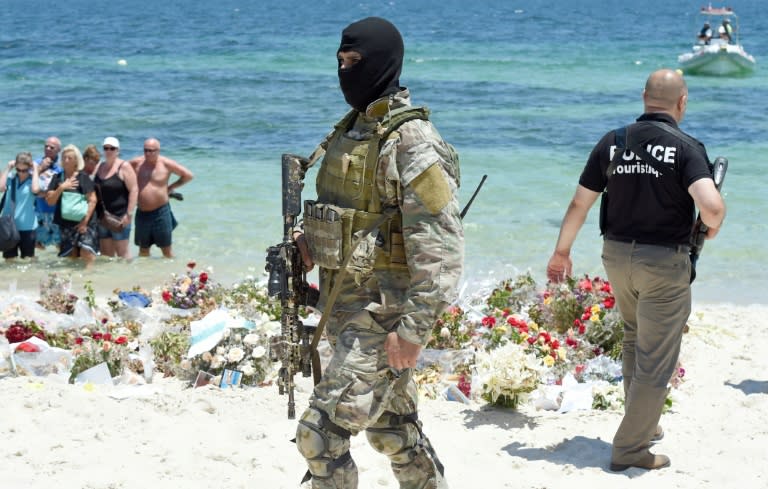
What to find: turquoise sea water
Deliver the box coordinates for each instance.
[1,0,766,304]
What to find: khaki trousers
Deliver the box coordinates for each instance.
[601,240,691,464]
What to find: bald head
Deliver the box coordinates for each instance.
[643,69,688,121]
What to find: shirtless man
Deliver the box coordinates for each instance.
[129,138,193,258]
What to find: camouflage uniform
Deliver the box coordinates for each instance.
[296,88,463,489]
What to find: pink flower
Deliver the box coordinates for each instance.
[578,278,593,291]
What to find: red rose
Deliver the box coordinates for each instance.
[457,375,471,397]
[162,290,172,302]
[75,337,84,345]
[92,332,103,341]
[5,325,30,343]
[481,316,496,328]
[578,278,593,291]
[603,297,616,309]
[527,336,536,344]
[187,261,196,269]
[101,318,108,324]
[601,282,613,294]
[551,339,560,350]
[199,272,208,284]
[102,333,112,341]
[115,336,128,345]
[16,342,40,353]
[566,337,579,347]
[578,324,586,335]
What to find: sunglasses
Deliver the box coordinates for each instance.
[143,148,159,153]
[15,168,31,173]
[103,146,118,151]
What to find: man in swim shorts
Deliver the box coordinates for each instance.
[130,138,193,258]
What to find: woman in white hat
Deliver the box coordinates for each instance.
[94,136,138,259]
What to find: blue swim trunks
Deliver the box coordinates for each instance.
[134,204,178,249]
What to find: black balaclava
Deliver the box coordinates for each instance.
[337,17,404,113]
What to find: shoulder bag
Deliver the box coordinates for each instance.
[95,183,125,232]
[0,177,21,251]
[61,191,88,222]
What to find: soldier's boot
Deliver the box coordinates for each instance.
[366,412,449,489]
[296,407,358,489]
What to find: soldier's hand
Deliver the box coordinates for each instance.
[385,332,421,370]
[293,231,314,272]
[546,251,572,283]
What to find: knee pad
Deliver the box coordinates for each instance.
[295,407,353,479]
[366,412,420,463]
[296,408,330,460]
[366,427,412,457]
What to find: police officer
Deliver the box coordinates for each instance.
[293,17,462,489]
[546,69,725,471]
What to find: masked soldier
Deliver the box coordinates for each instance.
[293,16,463,489]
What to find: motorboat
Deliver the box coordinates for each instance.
[677,5,756,76]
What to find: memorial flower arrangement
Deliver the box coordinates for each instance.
[3,320,47,344]
[184,312,280,386]
[38,273,78,314]
[474,341,546,409]
[161,261,218,310]
[427,305,475,350]
[68,328,132,383]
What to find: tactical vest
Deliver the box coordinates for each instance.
[303,106,432,276]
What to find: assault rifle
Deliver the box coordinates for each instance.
[689,156,728,283]
[265,153,319,419]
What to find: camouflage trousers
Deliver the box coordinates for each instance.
[296,310,447,489]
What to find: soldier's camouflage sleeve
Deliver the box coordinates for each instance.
[379,119,464,346]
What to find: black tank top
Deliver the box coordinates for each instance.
[95,162,128,216]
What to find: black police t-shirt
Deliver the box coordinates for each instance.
[579,113,713,244]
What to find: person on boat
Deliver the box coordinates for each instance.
[718,19,733,43]
[697,22,712,44]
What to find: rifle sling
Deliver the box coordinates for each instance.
[309,207,398,385]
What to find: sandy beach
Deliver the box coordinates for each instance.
[1,301,766,489]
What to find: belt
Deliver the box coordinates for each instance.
[605,237,689,253]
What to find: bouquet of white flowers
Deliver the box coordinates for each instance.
[474,341,546,409]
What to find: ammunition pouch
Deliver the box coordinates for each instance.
[304,199,408,277]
